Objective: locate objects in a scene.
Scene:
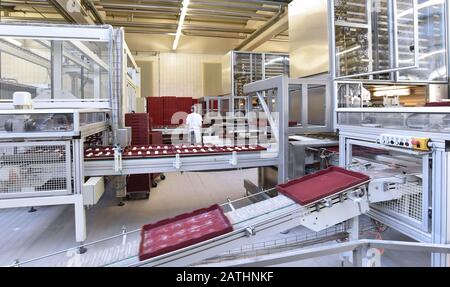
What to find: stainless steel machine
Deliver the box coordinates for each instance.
[0,23,141,244]
[242,0,450,266]
[327,0,450,266]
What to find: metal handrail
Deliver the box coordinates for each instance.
[6,187,279,267]
[5,227,141,267]
[221,239,450,267]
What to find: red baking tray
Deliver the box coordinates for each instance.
[277,167,370,206]
[139,204,233,261]
[425,101,450,107]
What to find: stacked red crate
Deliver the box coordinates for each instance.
[149,131,163,144]
[146,97,164,126]
[163,96,178,125]
[149,130,163,185]
[127,174,152,195]
[125,113,150,145]
[148,117,153,132]
[212,100,218,110]
[177,97,192,124]
[125,113,152,196]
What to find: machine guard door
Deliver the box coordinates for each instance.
[288,78,333,134]
[333,0,420,80]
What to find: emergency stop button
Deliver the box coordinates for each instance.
[411,138,431,151]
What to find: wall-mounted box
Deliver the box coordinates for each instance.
[83,177,105,206]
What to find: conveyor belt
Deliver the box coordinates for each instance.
[108,194,302,267]
[85,144,267,160]
[84,144,277,176]
[108,194,365,267]
[107,168,370,267]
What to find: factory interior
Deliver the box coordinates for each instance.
[0,0,449,268]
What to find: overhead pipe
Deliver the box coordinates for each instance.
[123,29,175,35]
[0,16,65,22]
[101,8,268,22]
[217,0,288,7]
[0,0,49,5]
[189,0,281,12]
[234,7,286,51]
[100,2,180,11]
[107,20,255,34]
[104,12,251,26]
[107,21,177,29]
[106,0,180,3]
[123,28,247,40]
[99,8,179,16]
[188,8,273,19]
[183,31,247,39]
[100,3,273,20]
[184,25,255,34]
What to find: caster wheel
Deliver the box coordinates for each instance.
[146,193,150,199]
[161,175,166,180]
[118,201,125,207]
[28,207,37,213]
[152,182,157,188]
[78,246,88,254]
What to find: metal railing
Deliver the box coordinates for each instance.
[197,224,349,265]
[5,226,141,267]
[218,239,450,267]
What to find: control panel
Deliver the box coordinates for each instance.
[378,134,431,151]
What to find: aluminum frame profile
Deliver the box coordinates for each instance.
[84,152,278,177]
[244,75,334,183]
[338,128,450,266]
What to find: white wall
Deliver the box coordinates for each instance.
[135,52,224,99]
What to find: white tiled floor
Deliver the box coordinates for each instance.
[0,169,256,266]
[0,168,432,267]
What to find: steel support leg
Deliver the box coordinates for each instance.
[74,194,86,242]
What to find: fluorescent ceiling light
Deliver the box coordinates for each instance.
[264,57,286,66]
[373,88,411,97]
[398,49,445,64]
[4,38,23,47]
[336,45,361,56]
[172,0,190,51]
[419,49,445,60]
[397,0,444,18]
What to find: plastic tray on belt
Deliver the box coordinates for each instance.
[277,167,370,206]
[84,145,266,160]
[139,204,233,261]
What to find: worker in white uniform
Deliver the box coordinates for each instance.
[186,105,203,145]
